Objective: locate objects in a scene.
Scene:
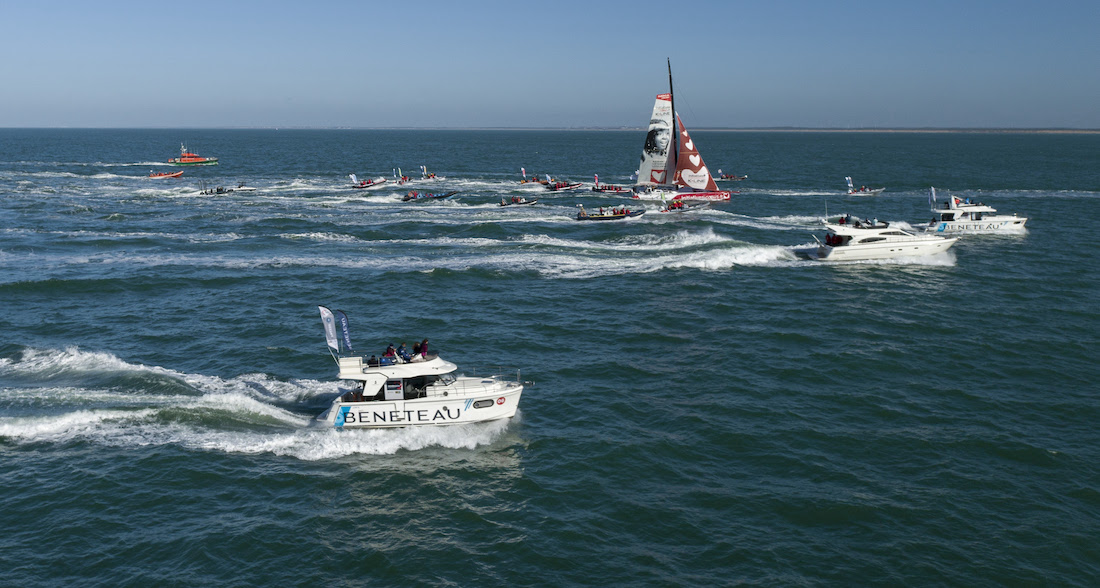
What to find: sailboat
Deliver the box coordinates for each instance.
[633,60,731,202]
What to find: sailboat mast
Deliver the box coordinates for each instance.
[667,58,676,170]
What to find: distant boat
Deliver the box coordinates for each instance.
[592,174,632,194]
[546,181,585,192]
[845,176,885,196]
[633,59,731,203]
[500,196,538,207]
[518,167,547,185]
[575,204,644,221]
[403,190,458,202]
[659,200,709,213]
[349,174,388,190]
[167,144,218,166]
[149,170,184,179]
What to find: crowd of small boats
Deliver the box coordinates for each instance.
[299,58,1029,432]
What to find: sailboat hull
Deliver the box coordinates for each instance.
[633,189,730,202]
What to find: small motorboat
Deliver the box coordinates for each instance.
[149,170,184,179]
[718,173,747,181]
[659,200,709,213]
[403,190,458,202]
[592,185,632,194]
[575,204,644,221]
[518,168,547,184]
[500,196,538,207]
[798,214,957,261]
[314,307,524,429]
[168,144,218,166]
[591,174,632,194]
[349,174,388,190]
[546,181,585,192]
[845,176,885,196]
[922,187,1027,234]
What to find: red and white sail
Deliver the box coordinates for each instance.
[673,115,719,191]
[636,93,676,186]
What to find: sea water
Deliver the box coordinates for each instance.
[1,129,1098,585]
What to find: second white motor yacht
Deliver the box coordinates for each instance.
[801,215,958,261]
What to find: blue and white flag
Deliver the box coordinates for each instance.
[318,306,339,352]
[336,309,354,352]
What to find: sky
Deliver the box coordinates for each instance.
[1,0,1097,129]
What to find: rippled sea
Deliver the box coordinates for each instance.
[2,129,1099,585]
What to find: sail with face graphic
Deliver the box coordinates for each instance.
[636,93,677,187]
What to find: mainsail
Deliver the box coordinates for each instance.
[673,115,718,191]
[637,93,676,186]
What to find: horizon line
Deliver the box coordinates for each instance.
[2,126,1099,134]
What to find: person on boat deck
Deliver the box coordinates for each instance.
[420,338,429,357]
[397,343,411,362]
[383,344,397,358]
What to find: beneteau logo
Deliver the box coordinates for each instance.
[338,406,462,426]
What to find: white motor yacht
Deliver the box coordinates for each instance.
[801,215,958,261]
[315,354,523,429]
[923,187,1028,234]
[314,307,523,429]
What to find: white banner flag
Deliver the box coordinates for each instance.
[318,306,339,352]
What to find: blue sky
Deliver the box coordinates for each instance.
[1,0,1097,128]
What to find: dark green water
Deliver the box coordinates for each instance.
[1,129,1098,585]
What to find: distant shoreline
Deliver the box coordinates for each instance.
[3,126,1098,134]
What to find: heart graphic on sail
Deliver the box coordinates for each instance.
[684,139,694,150]
[689,155,702,167]
[651,171,666,183]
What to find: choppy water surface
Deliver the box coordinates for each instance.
[2,129,1099,585]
